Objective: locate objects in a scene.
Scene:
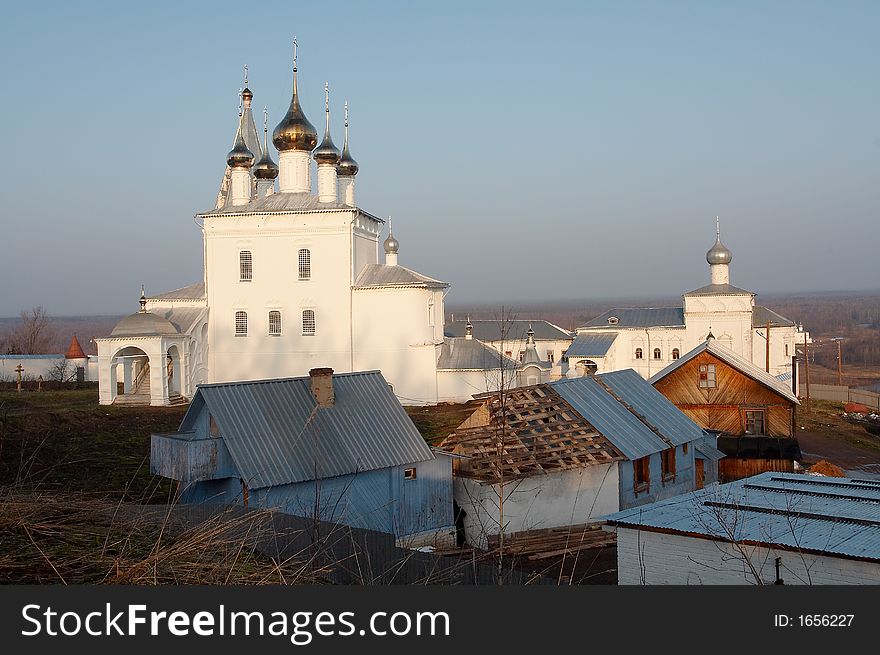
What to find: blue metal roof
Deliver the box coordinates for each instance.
[0,354,64,359]
[551,375,670,459]
[579,307,685,329]
[180,370,433,489]
[603,472,880,562]
[595,369,707,449]
[564,333,618,358]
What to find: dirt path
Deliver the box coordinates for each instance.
[797,428,880,475]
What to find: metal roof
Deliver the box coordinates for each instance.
[595,369,708,448]
[354,264,448,289]
[444,320,573,342]
[0,354,64,359]
[603,472,880,562]
[753,305,795,328]
[202,192,379,217]
[180,370,433,489]
[564,333,618,358]
[436,338,521,371]
[683,282,754,297]
[648,338,799,404]
[550,374,670,459]
[694,440,726,461]
[149,282,206,301]
[151,307,208,335]
[579,307,685,329]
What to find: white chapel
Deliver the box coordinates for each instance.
[96,44,525,406]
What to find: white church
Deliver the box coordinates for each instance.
[95,45,539,406]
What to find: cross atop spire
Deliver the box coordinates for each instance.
[715,215,721,240]
[238,87,243,116]
[139,285,147,313]
[293,36,298,72]
[243,64,248,88]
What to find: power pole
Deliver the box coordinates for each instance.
[765,320,771,374]
[803,332,811,413]
[837,339,843,386]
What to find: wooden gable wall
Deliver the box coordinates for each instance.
[653,351,794,437]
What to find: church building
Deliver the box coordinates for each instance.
[96,43,507,406]
[563,220,809,383]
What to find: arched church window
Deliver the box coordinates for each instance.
[785,344,789,357]
[302,309,316,336]
[298,249,311,280]
[239,251,252,282]
[235,311,248,336]
[635,348,643,360]
[653,348,662,360]
[672,348,680,360]
[268,310,282,336]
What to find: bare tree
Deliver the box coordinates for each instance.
[4,306,56,355]
[48,359,71,384]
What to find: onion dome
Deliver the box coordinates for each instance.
[253,108,279,180]
[383,218,399,254]
[336,101,359,177]
[272,42,318,152]
[314,83,341,165]
[706,217,732,265]
[227,120,255,169]
[526,324,536,344]
[110,287,179,338]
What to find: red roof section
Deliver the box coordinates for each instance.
[65,335,86,359]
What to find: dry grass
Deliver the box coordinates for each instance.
[0,490,328,585]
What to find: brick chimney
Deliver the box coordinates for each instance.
[309,367,335,408]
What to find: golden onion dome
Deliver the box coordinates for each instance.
[336,100,359,176]
[253,149,279,179]
[272,61,318,152]
[314,83,340,165]
[226,120,255,169]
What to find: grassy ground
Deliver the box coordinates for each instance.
[404,402,479,445]
[0,387,185,499]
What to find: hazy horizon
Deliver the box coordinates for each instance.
[2,1,878,316]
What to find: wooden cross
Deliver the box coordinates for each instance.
[15,363,23,392]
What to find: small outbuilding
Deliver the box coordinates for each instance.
[604,472,880,585]
[151,368,455,547]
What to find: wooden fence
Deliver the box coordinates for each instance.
[799,384,880,411]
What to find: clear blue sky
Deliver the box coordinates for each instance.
[1,0,877,315]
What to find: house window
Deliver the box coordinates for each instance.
[302,309,316,336]
[546,351,555,363]
[653,348,662,360]
[634,348,643,360]
[671,348,680,360]
[633,456,650,492]
[683,442,688,454]
[268,310,282,336]
[239,251,252,282]
[427,297,435,326]
[505,350,512,357]
[744,410,765,435]
[209,414,220,437]
[235,311,248,336]
[298,248,311,280]
[785,344,789,357]
[404,467,417,480]
[699,364,716,388]
[519,352,525,362]
[661,448,676,482]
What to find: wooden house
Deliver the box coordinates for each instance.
[649,337,800,482]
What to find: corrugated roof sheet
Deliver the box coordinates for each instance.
[596,369,708,448]
[603,472,880,562]
[580,307,685,329]
[436,338,521,371]
[694,440,726,461]
[181,370,433,489]
[149,282,206,301]
[354,264,448,289]
[753,305,795,327]
[649,338,799,404]
[202,192,381,219]
[565,333,618,358]
[444,320,573,342]
[551,375,670,459]
[683,283,754,296]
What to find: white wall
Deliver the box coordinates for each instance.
[0,356,66,381]
[456,464,620,549]
[615,527,880,585]
[437,368,516,404]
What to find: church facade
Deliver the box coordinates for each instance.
[96,47,513,407]
[563,222,809,383]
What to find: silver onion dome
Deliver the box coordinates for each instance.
[706,237,732,265]
[384,233,399,254]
